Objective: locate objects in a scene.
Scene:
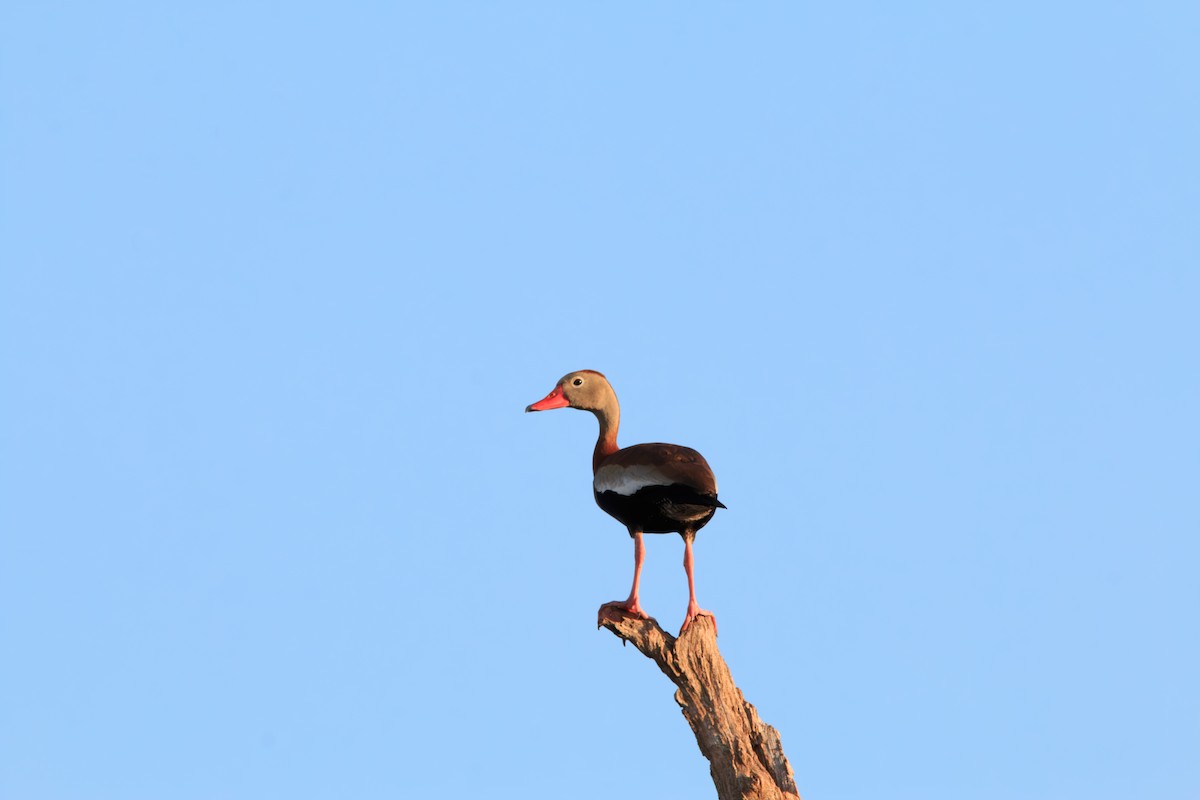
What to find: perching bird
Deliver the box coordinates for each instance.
[526,370,725,634]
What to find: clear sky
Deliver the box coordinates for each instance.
[2,4,1197,799]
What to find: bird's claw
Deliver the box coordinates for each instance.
[679,607,717,637]
[597,599,650,628]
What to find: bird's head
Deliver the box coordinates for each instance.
[525,370,616,414]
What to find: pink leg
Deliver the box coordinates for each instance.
[680,535,716,635]
[599,531,648,620]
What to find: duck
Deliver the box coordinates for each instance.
[526,370,725,634]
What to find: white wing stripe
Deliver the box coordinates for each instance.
[593,464,673,496]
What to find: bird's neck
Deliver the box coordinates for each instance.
[591,405,620,473]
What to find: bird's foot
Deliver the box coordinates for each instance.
[679,603,717,637]
[597,598,649,627]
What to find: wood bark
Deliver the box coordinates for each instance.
[597,606,801,800]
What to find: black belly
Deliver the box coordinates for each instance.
[594,485,724,535]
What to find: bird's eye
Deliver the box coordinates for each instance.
[573,378,584,386]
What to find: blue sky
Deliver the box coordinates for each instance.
[2,3,1197,799]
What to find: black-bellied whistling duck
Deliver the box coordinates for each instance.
[526,370,726,634]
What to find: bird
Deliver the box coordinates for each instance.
[526,370,726,634]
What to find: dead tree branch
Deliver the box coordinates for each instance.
[597,606,801,800]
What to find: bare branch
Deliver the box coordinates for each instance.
[597,606,801,800]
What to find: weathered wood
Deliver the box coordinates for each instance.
[597,606,801,800]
